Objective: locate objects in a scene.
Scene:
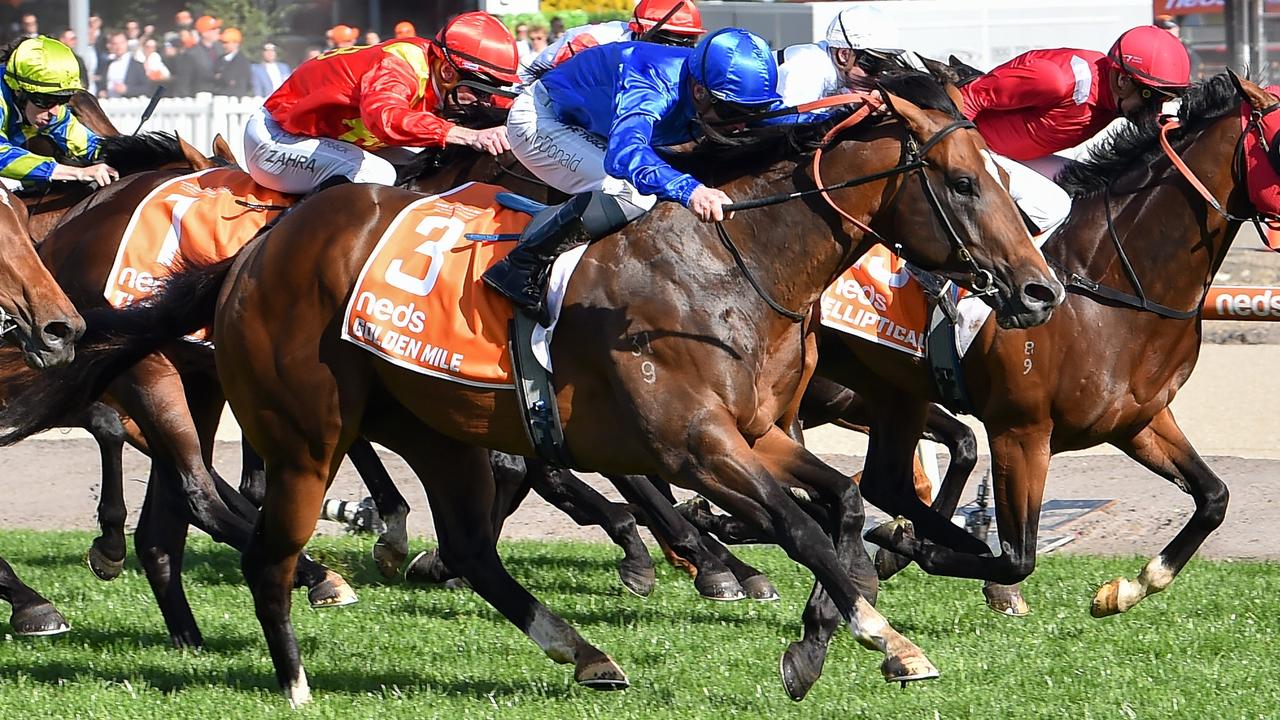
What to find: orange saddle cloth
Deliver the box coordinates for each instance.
[342,182,533,389]
[103,167,295,309]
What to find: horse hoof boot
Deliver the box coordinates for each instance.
[742,574,780,602]
[10,603,70,637]
[87,543,125,581]
[694,569,745,602]
[309,570,358,609]
[864,517,915,556]
[778,642,823,701]
[617,558,656,598]
[371,538,407,579]
[873,546,912,581]
[984,583,1030,617]
[880,652,939,686]
[575,653,629,690]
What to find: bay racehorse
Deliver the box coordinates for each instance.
[755,71,1276,700]
[0,71,1064,703]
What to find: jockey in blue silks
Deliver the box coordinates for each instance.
[484,28,781,314]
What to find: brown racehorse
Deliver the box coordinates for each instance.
[0,184,85,635]
[0,72,1064,703]
[760,72,1274,700]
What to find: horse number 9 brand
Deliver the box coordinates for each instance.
[385,216,466,297]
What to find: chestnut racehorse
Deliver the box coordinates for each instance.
[0,71,1065,703]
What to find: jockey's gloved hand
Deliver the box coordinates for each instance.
[688,185,733,223]
[445,125,511,156]
[51,162,120,186]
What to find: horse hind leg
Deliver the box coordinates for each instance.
[345,437,411,578]
[1092,408,1228,617]
[80,402,128,581]
[0,554,69,637]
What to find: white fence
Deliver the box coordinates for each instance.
[98,93,265,165]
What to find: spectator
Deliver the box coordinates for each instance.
[138,37,171,90]
[303,46,323,62]
[365,31,381,45]
[172,10,194,35]
[172,15,223,96]
[125,20,143,50]
[18,12,38,40]
[549,16,566,43]
[514,23,531,56]
[521,25,548,66]
[394,21,415,39]
[252,42,291,97]
[100,31,148,98]
[57,29,91,90]
[329,25,359,49]
[214,27,253,96]
[78,15,102,95]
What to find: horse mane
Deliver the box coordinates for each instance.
[1057,73,1239,198]
[394,103,509,186]
[56,131,187,175]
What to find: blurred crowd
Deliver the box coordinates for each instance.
[3,9,445,100]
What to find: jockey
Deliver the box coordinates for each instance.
[775,5,905,107]
[0,37,116,186]
[960,24,1191,236]
[484,28,780,313]
[243,11,519,195]
[518,0,706,83]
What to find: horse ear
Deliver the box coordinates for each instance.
[917,54,954,81]
[177,134,214,170]
[211,134,237,165]
[881,91,936,141]
[1230,69,1280,110]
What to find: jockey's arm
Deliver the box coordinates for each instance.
[1,108,116,185]
[776,43,838,107]
[359,51,459,149]
[959,57,1075,120]
[604,75,700,206]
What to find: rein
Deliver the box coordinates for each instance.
[718,96,988,321]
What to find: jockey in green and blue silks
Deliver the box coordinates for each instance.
[485,28,782,314]
[0,37,117,185]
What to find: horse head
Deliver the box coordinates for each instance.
[0,188,84,367]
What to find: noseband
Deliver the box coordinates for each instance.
[718,94,987,321]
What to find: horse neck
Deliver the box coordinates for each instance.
[69,93,122,137]
[1053,117,1245,312]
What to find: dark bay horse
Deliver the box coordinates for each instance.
[0,185,86,636]
[761,72,1273,700]
[1,75,1064,703]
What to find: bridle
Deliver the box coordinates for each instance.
[716,92,993,322]
[1065,96,1274,320]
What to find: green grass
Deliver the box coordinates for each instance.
[0,531,1276,719]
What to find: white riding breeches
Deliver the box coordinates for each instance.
[242,106,397,194]
[507,80,655,220]
[988,152,1072,237]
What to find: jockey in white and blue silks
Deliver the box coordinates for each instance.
[484,28,782,313]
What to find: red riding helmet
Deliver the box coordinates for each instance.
[431,12,520,85]
[629,0,705,38]
[1107,24,1190,90]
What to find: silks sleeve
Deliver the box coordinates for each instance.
[359,42,456,148]
[604,68,700,205]
[959,56,1076,120]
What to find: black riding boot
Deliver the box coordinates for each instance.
[483,191,630,316]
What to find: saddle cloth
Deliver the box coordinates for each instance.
[103,167,294,309]
[341,182,584,388]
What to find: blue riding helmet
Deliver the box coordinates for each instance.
[686,28,781,107]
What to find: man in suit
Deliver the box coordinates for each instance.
[99,31,149,97]
[251,42,290,97]
[173,15,222,95]
[213,27,253,95]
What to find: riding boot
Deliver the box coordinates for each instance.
[483,191,631,317]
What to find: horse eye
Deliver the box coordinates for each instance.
[951,176,976,196]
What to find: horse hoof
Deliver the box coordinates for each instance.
[309,570,358,609]
[1090,577,1138,618]
[10,603,70,637]
[778,642,823,701]
[405,550,457,585]
[873,546,912,581]
[880,652,939,686]
[87,544,125,582]
[984,583,1030,617]
[864,517,915,555]
[575,654,629,690]
[170,629,204,650]
[742,574,780,602]
[617,558,656,598]
[371,538,407,579]
[442,577,472,591]
[694,570,745,602]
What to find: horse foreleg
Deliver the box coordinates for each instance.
[0,554,69,637]
[1092,408,1228,617]
[80,402,128,581]
[134,464,201,648]
[239,437,267,507]
[346,437,411,578]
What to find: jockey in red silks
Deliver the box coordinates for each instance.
[243,11,519,195]
[518,0,705,83]
[959,25,1191,238]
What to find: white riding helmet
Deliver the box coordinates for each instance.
[824,7,903,58]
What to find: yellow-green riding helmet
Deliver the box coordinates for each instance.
[5,37,82,100]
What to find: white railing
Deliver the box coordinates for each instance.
[98,93,264,165]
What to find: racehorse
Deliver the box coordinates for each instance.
[0,71,1063,703]
[754,71,1275,700]
[0,184,86,635]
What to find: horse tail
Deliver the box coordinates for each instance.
[0,257,235,445]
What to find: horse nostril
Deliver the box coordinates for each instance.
[1021,281,1062,307]
[42,321,76,347]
